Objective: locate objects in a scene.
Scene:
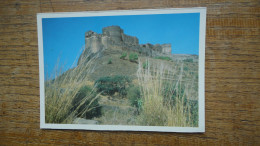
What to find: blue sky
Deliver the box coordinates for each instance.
[42,12,200,78]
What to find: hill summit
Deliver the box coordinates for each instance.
[78,25,172,65]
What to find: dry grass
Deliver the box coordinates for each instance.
[44,46,198,126]
[136,59,198,127]
[44,48,101,124]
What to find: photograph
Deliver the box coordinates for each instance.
[37,8,206,132]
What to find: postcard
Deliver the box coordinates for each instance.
[37,7,206,132]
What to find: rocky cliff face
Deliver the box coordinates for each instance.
[78,26,172,65]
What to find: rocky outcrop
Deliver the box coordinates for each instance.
[78,26,173,65]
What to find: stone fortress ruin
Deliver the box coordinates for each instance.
[78,25,197,65]
[85,25,171,55]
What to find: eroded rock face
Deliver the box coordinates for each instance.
[78,25,172,65]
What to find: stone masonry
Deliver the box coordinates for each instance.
[78,26,172,64]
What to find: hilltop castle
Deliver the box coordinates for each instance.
[78,26,172,64]
[85,26,171,54]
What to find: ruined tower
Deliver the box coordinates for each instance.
[85,31,102,53]
[102,26,123,44]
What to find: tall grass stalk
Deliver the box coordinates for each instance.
[45,47,100,124]
[137,59,196,127]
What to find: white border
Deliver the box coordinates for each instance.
[37,7,206,133]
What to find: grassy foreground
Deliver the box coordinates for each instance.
[44,51,100,124]
[44,51,198,127]
[136,59,198,127]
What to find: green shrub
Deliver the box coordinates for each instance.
[184,66,189,71]
[72,85,102,119]
[183,58,193,62]
[154,56,172,61]
[129,53,138,62]
[127,86,142,113]
[95,75,131,96]
[108,58,112,64]
[142,61,148,69]
[120,52,127,59]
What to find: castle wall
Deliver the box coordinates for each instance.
[122,34,139,46]
[161,44,172,54]
[102,26,123,44]
[153,44,163,52]
[86,35,102,53]
[101,36,109,49]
